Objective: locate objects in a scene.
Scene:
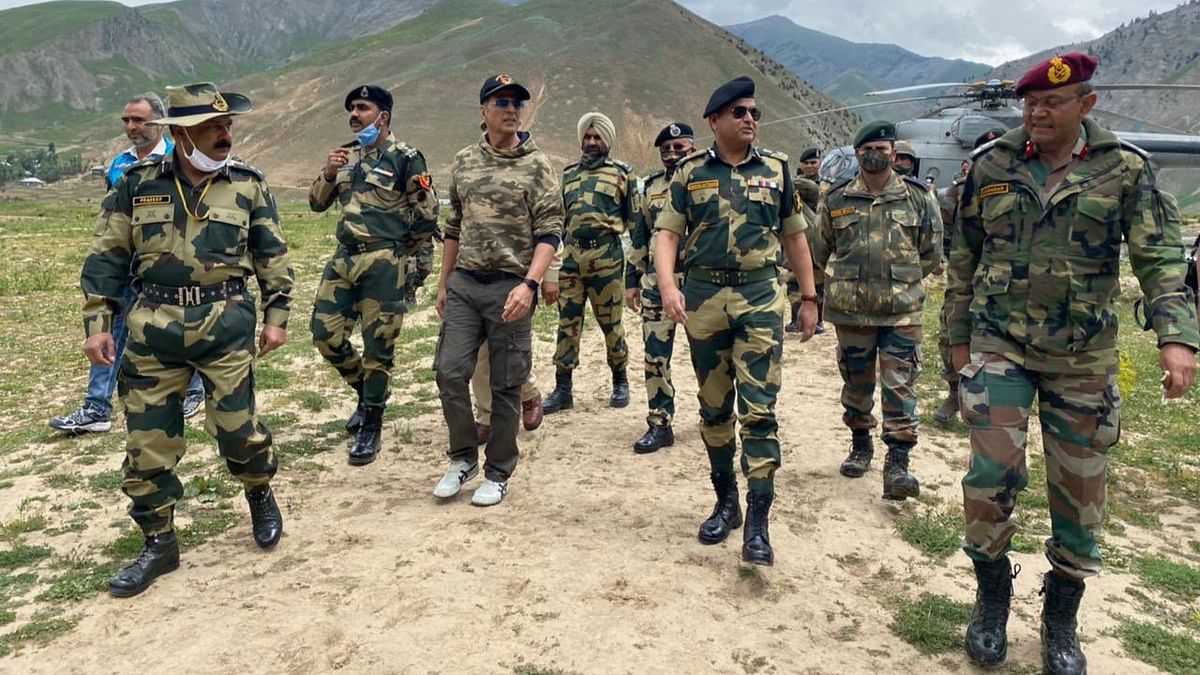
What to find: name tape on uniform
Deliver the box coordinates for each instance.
[132,195,172,206]
[829,206,856,218]
[980,183,1010,199]
[687,180,719,192]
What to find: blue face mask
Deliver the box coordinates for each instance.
[356,119,381,147]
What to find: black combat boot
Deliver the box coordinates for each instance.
[542,370,574,414]
[1041,572,1088,675]
[108,531,180,598]
[882,447,921,501]
[698,471,743,544]
[348,405,383,466]
[840,430,874,477]
[785,302,801,333]
[633,423,674,454]
[933,381,959,423]
[966,557,1019,666]
[742,490,774,566]
[245,485,283,549]
[610,367,630,408]
[345,380,365,434]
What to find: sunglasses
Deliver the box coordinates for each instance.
[491,98,526,110]
[659,142,693,154]
[730,105,761,121]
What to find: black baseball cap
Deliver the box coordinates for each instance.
[479,74,531,104]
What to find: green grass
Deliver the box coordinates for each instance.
[0,2,126,55]
[289,390,329,412]
[86,470,123,493]
[894,509,962,558]
[1117,620,1200,674]
[1135,556,1200,601]
[0,515,46,540]
[0,614,78,657]
[888,593,972,655]
[0,545,52,571]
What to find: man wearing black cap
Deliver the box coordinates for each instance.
[432,74,563,507]
[626,121,695,453]
[309,84,439,466]
[814,120,942,502]
[655,76,819,566]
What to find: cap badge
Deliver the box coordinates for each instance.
[212,93,229,113]
[497,74,512,85]
[360,86,370,98]
[669,124,680,137]
[1047,56,1071,85]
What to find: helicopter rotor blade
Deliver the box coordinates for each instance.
[756,94,969,129]
[864,83,975,97]
[1090,107,1191,135]
[1095,84,1200,91]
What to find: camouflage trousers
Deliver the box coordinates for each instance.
[960,352,1118,580]
[472,340,540,420]
[937,292,955,384]
[554,238,628,371]
[405,239,434,301]
[311,246,406,407]
[639,272,683,426]
[834,324,922,451]
[119,295,276,536]
[683,277,786,493]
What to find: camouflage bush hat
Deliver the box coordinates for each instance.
[149,82,251,127]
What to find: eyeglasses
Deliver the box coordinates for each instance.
[1022,95,1081,111]
[490,98,526,110]
[730,106,761,121]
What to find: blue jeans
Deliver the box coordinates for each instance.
[82,287,203,419]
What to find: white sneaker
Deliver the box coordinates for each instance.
[470,479,508,507]
[433,461,478,499]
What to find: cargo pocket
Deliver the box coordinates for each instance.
[827,261,860,314]
[971,262,1012,318]
[1091,379,1121,451]
[957,361,988,428]
[889,263,925,314]
[503,330,532,388]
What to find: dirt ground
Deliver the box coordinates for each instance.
[1,300,1191,675]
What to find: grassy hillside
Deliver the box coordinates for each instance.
[0,1,127,56]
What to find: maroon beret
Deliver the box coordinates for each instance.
[1015,52,1099,95]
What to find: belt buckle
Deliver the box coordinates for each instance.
[728,270,744,285]
[177,285,202,307]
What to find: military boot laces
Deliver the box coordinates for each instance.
[542,371,574,414]
[882,449,920,501]
[840,432,874,478]
[108,532,180,598]
[698,471,742,545]
[348,405,383,466]
[742,491,774,566]
[245,485,283,549]
[610,368,630,408]
[1041,572,1088,675]
[933,382,960,423]
[966,558,1019,666]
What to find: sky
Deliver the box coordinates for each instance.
[0,0,1185,65]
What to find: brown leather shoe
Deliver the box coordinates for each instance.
[475,422,490,446]
[523,394,544,431]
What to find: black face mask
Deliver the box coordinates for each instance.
[860,149,891,175]
[894,164,912,176]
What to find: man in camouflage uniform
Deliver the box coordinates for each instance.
[656,76,819,566]
[542,112,636,414]
[81,82,294,597]
[404,236,437,306]
[933,128,1005,424]
[432,74,563,507]
[626,122,695,454]
[309,85,438,466]
[785,147,824,335]
[815,121,942,501]
[949,54,1199,674]
[892,140,919,177]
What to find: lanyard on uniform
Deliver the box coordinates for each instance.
[174,174,215,221]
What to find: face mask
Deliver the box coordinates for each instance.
[860,149,891,175]
[894,164,912,176]
[182,129,227,173]
[356,118,382,147]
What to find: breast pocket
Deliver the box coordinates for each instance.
[131,205,175,256]
[589,177,622,213]
[688,187,720,223]
[980,192,1020,255]
[887,206,920,253]
[196,206,249,267]
[362,170,405,208]
[1072,194,1121,259]
[746,185,779,228]
[830,210,861,253]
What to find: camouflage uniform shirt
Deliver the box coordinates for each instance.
[562,157,636,242]
[308,133,438,252]
[445,132,564,276]
[814,172,942,326]
[656,146,807,270]
[82,155,294,333]
[946,118,1200,374]
[627,169,684,289]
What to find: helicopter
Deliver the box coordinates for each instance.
[760,79,1200,187]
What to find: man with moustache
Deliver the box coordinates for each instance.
[309,84,439,466]
[655,76,819,565]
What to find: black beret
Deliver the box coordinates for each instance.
[653,122,694,147]
[799,147,820,162]
[479,74,531,104]
[853,120,896,148]
[345,84,392,113]
[973,127,1007,149]
[703,76,755,118]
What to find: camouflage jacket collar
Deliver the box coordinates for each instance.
[993,117,1118,160]
[986,118,1124,204]
[153,149,234,184]
[479,130,537,160]
[704,143,762,167]
[842,171,909,201]
[360,132,397,160]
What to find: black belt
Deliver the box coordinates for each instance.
[457,268,521,284]
[141,278,246,307]
[338,240,400,255]
[686,267,778,286]
[569,233,618,250]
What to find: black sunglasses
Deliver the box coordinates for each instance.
[730,105,761,121]
[491,98,526,110]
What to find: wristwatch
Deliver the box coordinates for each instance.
[522,278,540,292]
[800,294,820,303]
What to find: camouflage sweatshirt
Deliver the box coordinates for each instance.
[82,154,294,335]
[946,118,1200,374]
[562,157,636,241]
[444,132,564,277]
[814,172,942,326]
[308,133,438,251]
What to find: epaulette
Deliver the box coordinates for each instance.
[392,142,419,159]
[125,156,162,175]
[563,161,580,172]
[676,148,708,168]
[227,157,265,181]
[826,176,853,196]
[1118,139,1150,160]
[901,175,928,192]
[969,139,1001,160]
[608,158,635,174]
[757,147,789,163]
[642,169,666,183]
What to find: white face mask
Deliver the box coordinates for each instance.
[182,129,228,172]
